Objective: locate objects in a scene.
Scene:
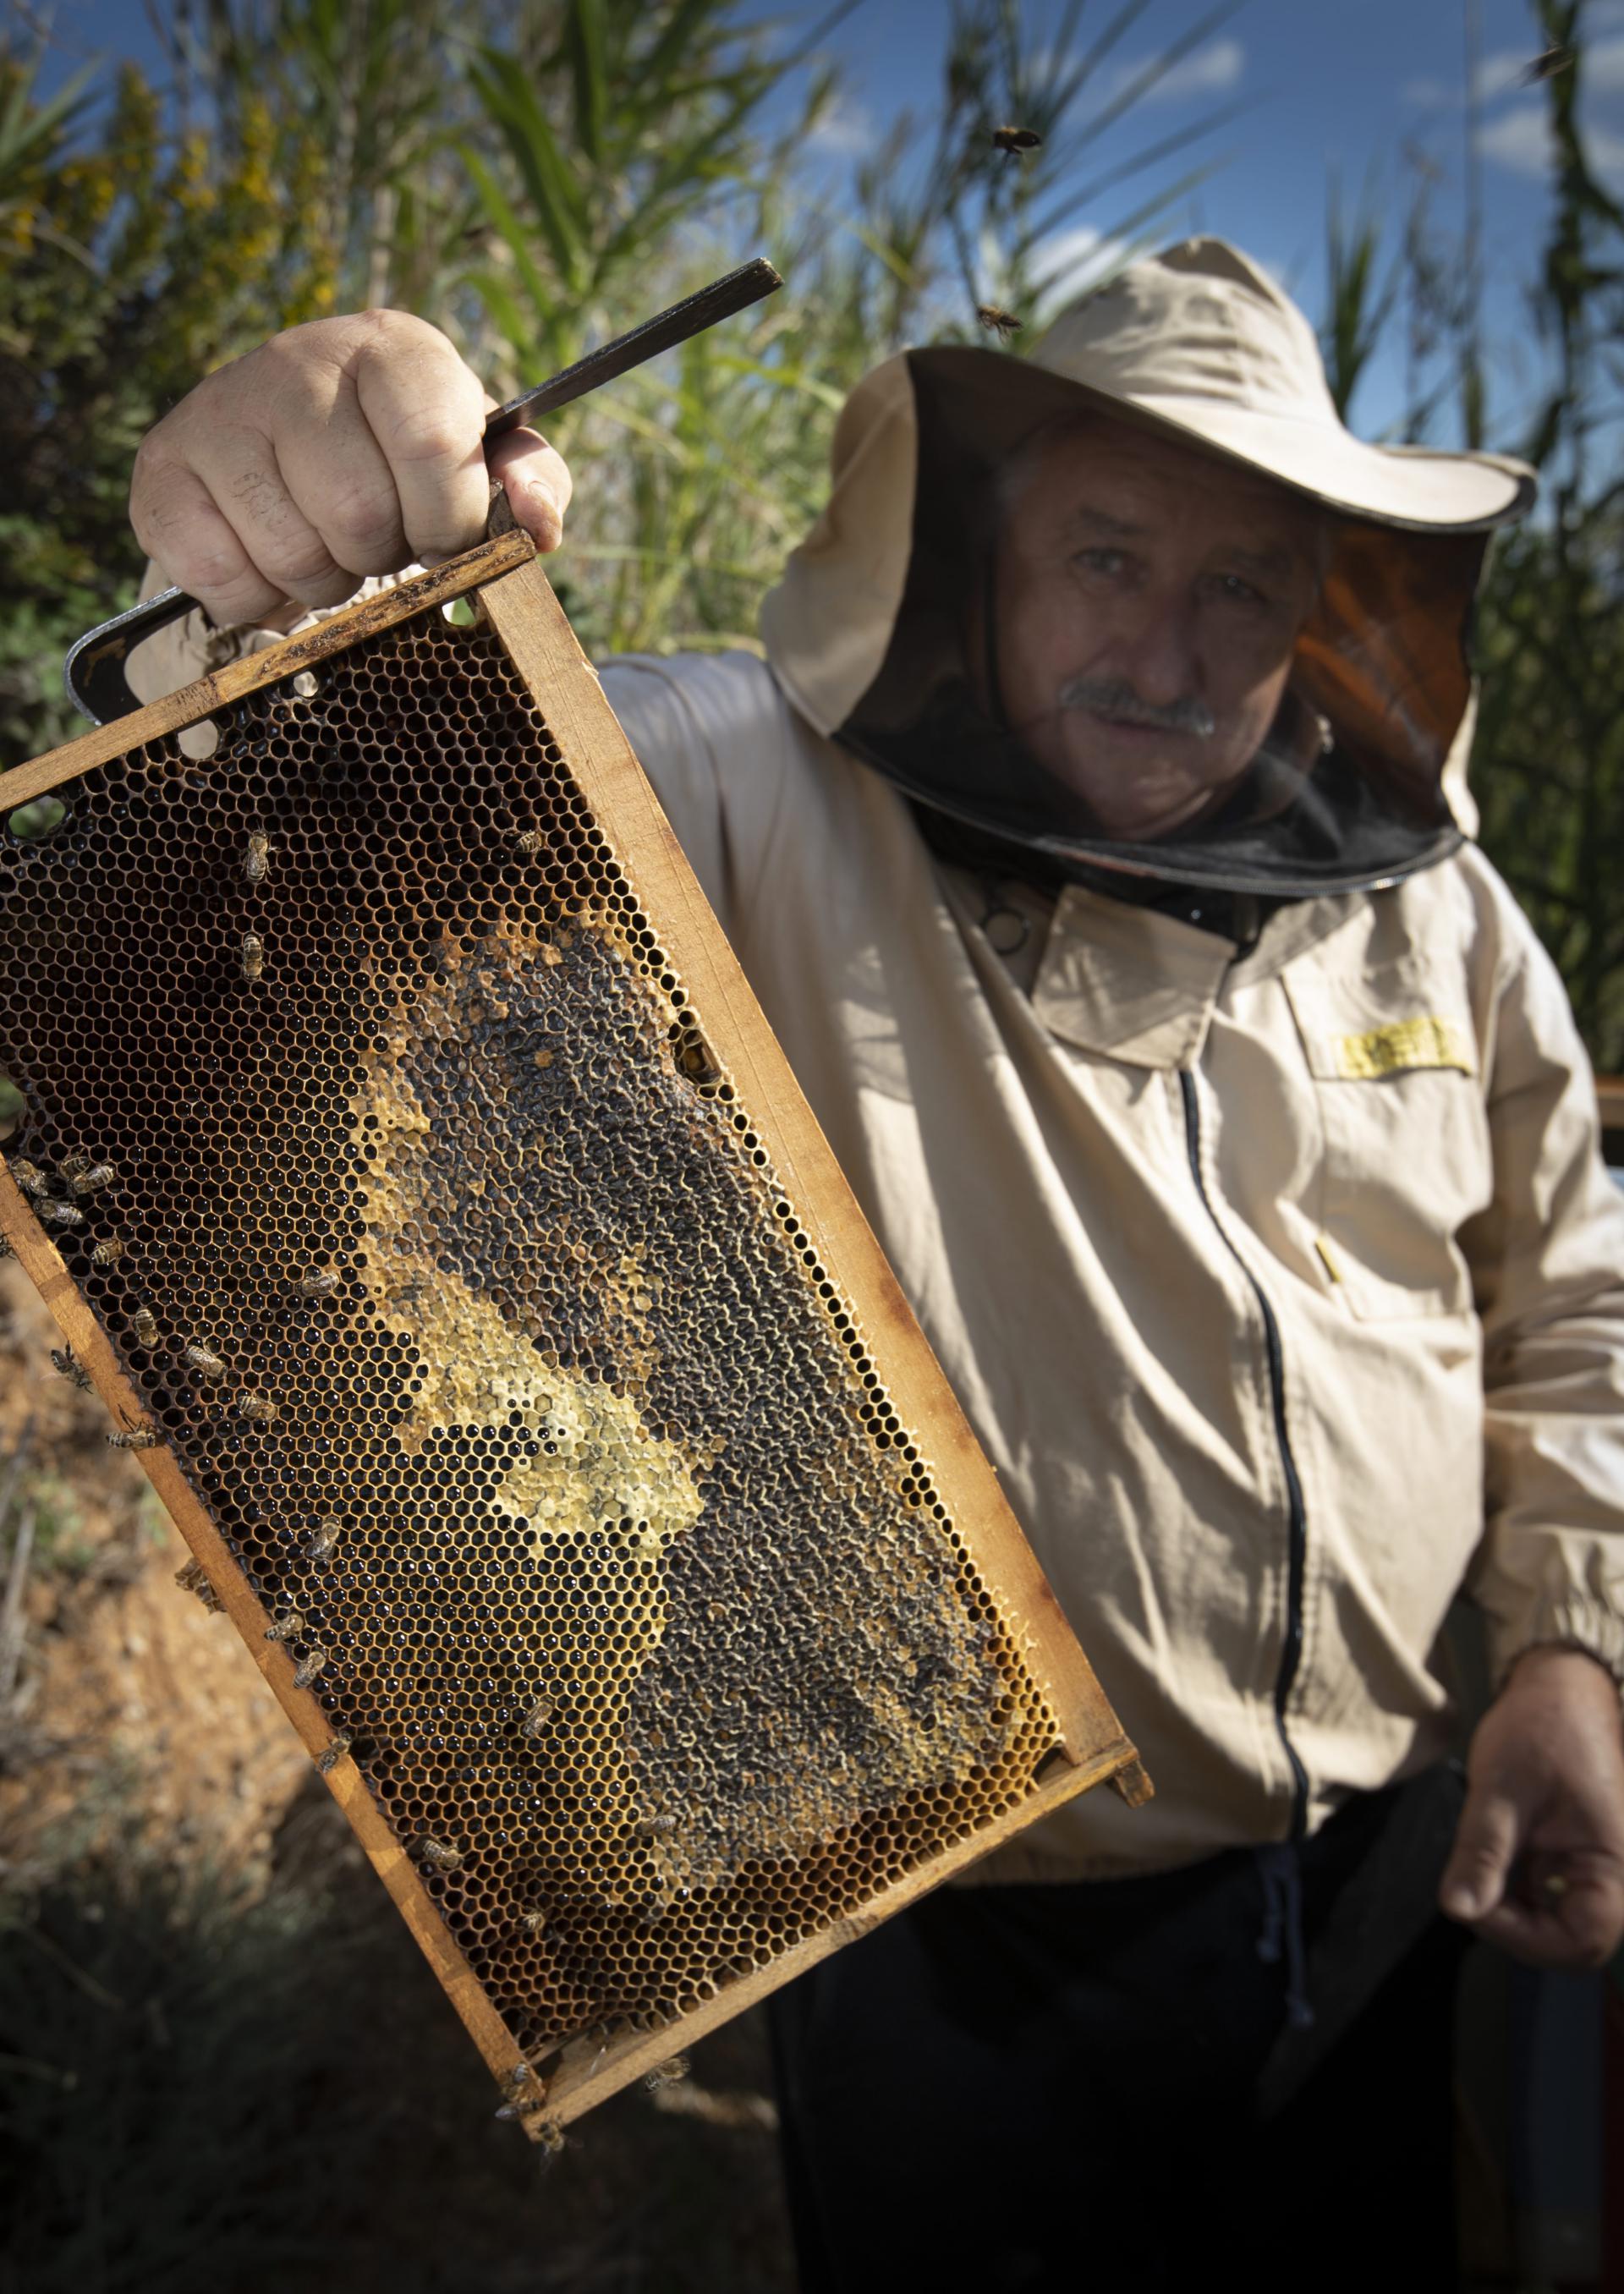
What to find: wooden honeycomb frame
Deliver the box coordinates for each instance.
[0,532,1147,2137]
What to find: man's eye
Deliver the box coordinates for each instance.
[1212,572,1269,606]
[1073,548,1127,578]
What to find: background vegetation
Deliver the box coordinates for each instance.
[3,0,1619,1052]
[0,1,1619,2284]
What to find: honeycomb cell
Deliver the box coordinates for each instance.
[0,595,1069,2098]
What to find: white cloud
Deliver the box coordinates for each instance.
[1406,33,1624,108]
[1475,102,1556,173]
[1476,101,1624,182]
[1586,32,1624,91]
[1028,222,1133,318]
[1093,36,1245,110]
[804,102,875,158]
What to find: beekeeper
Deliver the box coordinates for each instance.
[127,239,1624,2290]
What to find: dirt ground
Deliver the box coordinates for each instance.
[0,1260,798,2293]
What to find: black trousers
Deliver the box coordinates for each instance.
[767,1770,1470,2293]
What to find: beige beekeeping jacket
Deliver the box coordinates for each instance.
[129,576,1624,1881]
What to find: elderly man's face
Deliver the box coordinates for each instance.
[992,415,1323,842]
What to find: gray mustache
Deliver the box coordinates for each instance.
[1054,676,1217,740]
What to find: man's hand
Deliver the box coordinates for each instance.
[1439,1644,1624,1968]
[129,310,572,632]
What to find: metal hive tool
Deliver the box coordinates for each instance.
[0,533,1148,2136]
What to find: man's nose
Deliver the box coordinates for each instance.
[1116,593,1203,708]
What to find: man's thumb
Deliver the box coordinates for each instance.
[1440,1785,1520,1922]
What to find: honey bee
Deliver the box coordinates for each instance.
[306,1517,343,1561]
[414,1836,464,1871]
[292,1644,328,1689]
[69,1162,117,1197]
[237,1391,278,1425]
[49,1345,93,1391]
[58,1150,89,1183]
[36,1198,84,1227]
[174,1557,224,1612]
[131,1307,159,1349]
[519,1694,555,1737]
[315,1730,352,1775]
[90,1237,125,1266]
[1520,43,1575,83]
[976,304,1022,340]
[264,1609,306,1644]
[643,2055,689,2091]
[633,1814,677,1841]
[510,829,546,859]
[241,932,264,984]
[182,1342,226,1381]
[8,1160,47,1197]
[108,1415,163,1450]
[295,1268,338,1300]
[991,123,1042,156]
[534,2120,567,2154]
[244,829,271,884]
[517,1908,547,1938]
[0,1235,11,1260]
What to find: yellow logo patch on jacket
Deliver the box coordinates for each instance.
[1332,1015,1475,1080]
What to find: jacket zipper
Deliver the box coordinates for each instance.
[1178,1067,1310,1843]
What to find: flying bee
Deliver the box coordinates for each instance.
[36,1198,84,1227]
[976,304,1022,340]
[241,931,264,984]
[306,1517,343,1561]
[264,1609,306,1644]
[315,1730,351,1775]
[244,829,271,884]
[49,1344,93,1391]
[643,2055,689,2091]
[991,123,1042,157]
[69,1162,117,1197]
[414,1836,464,1871]
[292,1644,327,1689]
[182,1342,226,1381]
[510,829,546,859]
[131,1307,159,1349]
[108,1415,163,1450]
[174,1557,224,1612]
[1520,43,1575,83]
[295,1267,338,1301]
[90,1236,125,1266]
[8,1160,47,1197]
[534,2121,567,2154]
[237,1391,278,1425]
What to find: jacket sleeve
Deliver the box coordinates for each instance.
[1459,858,1624,1694]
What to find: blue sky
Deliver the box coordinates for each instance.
[782,0,1620,449]
[25,0,1617,457]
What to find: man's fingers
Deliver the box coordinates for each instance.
[131,453,280,628]
[1440,1785,1521,1923]
[272,390,411,587]
[351,317,492,563]
[1469,1869,1624,1970]
[487,427,573,552]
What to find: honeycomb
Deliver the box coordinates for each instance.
[0,568,1109,2127]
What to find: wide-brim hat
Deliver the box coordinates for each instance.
[914,237,1536,533]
